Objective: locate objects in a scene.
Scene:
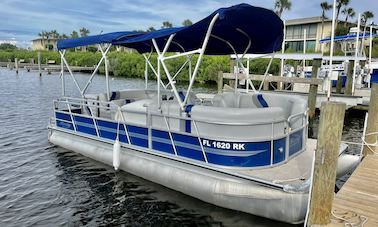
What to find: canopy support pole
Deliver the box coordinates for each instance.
[303,29,307,77]
[368,25,373,88]
[352,14,361,95]
[327,0,337,100]
[144,55,148,89]
[279,20,286,90]
[154,35,186,109]
[60,50,66,96]
[103,44,111,101]
[59,51,84,97]
[142,53,167,89]
[258,55,275,92]
[151,13,219,110]
[183,13,219,108]
[81,44,112,98]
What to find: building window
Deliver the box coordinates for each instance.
[286,26,294,39]
[306,41,316,52]
[308,24,317,38]
[293,26,301,39]
[286,40,316,52]
[286,23,317,39]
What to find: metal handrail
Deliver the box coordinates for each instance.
[54,98,307,129]
[52,96,308,170]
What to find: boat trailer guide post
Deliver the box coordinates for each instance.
[48,4,360,224]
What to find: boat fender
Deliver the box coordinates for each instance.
[113,106,121,171]
[113,138,121,171]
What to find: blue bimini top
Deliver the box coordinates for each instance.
[114,3,284,55]
[57,31,142,50]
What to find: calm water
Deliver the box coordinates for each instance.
[0,68,364,226]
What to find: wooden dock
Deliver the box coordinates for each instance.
[326,155,378,227]
[0,62,96,73]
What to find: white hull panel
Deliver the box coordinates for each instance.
[49,129,308,223]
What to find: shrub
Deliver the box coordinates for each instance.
[0,50,284,82]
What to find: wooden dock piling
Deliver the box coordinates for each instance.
[362,69,378,155]
[217,71,223,94]
[15,58,18,74]
[345,60,354,95]
[307,101,346,226]
[308,58,321,122]
[38,51,42,76]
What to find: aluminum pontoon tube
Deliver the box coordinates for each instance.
[49,129,308,224]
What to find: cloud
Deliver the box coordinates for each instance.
[0,0,376,48]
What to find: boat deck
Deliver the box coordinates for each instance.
[236,139,316,185]
[327,155,378,227]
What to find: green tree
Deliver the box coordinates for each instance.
[147,27,156,32]
[49,30,60,39]
[320,1,333,39]
[361,11,374,24]
[182,19,193,26]
[71,31,79,38]
[342,7,355,26]
[274,0,292,17]
[79,27,90,37]
[161,21,173,28]
[60,34,69,39]
[361,11,374,36]
[38,30,49,39]
[335,0,350,25]
[0,43,17,50]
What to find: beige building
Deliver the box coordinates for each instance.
[285,17,356,53]
[31,38,59,51]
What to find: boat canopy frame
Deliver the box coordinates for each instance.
[59,43,112,100]
[140,13,278,110]
[56,3,284,108]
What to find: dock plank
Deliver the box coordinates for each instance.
[326,155,378,227]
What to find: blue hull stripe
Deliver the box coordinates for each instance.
[55,112,301,167]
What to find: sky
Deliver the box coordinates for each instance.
[0,0,377,48]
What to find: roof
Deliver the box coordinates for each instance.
[115,4,284,55]
[286,16,354,26]
[32,37,60,41]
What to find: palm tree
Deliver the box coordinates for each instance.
[361,11,374,37]
[49,30,60,39]
[335,0,350,24]
[161,21,173,29]
[320,2,333,39]
[182,19,193,26]
[147,27,156,32]
[70,30,79,38]
[60,34,69,39]
[79,27,90,37]
[362,11,374,24]
[342,7,355,27]
[274,0,292,17]
[38,30,49,39]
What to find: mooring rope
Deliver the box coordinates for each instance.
[331,210,368,227]
[361,131,378,155]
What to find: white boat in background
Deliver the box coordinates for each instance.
[48,4,360,224]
